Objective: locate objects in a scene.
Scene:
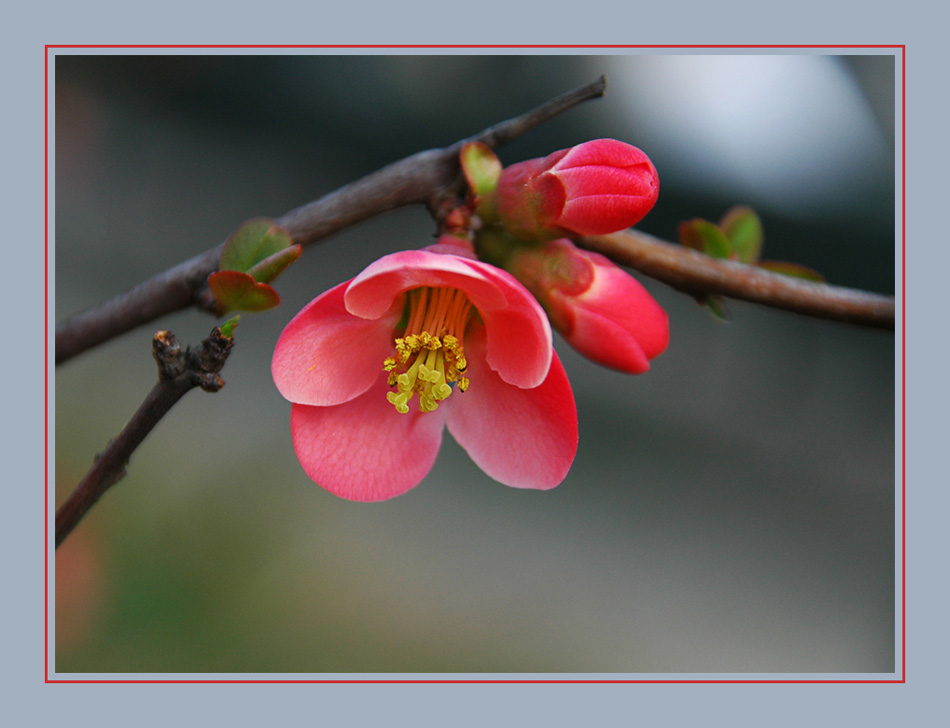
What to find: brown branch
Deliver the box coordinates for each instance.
[54,76,608,365]
[55,326,235,548]
[578,230,895,330]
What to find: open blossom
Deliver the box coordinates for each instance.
[494,138,659,240]
[272,248,578,502]
[504,238,669,374]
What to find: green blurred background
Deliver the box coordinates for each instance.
[53,53,896,674]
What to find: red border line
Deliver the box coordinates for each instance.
[46,43,906,685]
[48,679,902,684]
[44,43,903,50]
[45,44,50,684]
[901,45,907,681]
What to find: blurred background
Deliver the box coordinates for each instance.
[53,53,897,674]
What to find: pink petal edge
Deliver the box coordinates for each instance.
[552,138,652,170]
[444,327,577,490]
[272,281,401,407]
[462,259,554,389]
[344,249,508,320]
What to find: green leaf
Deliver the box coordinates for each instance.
[460,142,503,199]
[720,206,763,264]
[208,270,281,313]
[678,219,732,259]
[219,315,241,338]
[245,244,302,284]
[219,218,294,273]
[757,260,826,282]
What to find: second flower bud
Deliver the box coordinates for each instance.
[478,232,669,374]
[492,138,660,241]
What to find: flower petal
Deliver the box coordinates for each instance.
[558,192,657,235]
[272,281,401,406]
[466,260,554,389]
[344,249,508,320]
[290,372,446,502]
[444,327,577,490]
[561,307,652,373]
[551,138,654,171]
[555,165,658,199]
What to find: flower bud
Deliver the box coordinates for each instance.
[505,238,668,373]
[494,139,659,240]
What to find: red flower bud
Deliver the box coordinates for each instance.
[494,139,659,240]
[506,238,668,374]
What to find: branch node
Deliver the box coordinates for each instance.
[198,373,226,392]
[192,326,234,377]
[153,330,186,380]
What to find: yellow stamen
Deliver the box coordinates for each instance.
[382,286,475,414]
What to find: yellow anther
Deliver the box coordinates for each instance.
[382,286,475,414]
[386,391,410,414]
[418,394,439,413]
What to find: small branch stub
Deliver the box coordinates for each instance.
[193,326,234,392]
[55,325,236,549]
[153,330,185,380]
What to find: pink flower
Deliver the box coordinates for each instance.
[505,238,669,374]
[272,249,578,502]
[494,138,659,240]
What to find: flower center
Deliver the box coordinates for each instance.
[383,287,473,414]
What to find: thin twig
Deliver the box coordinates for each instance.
[578,230,895,330]
[55,326,234,548]
[54,77,608,365]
